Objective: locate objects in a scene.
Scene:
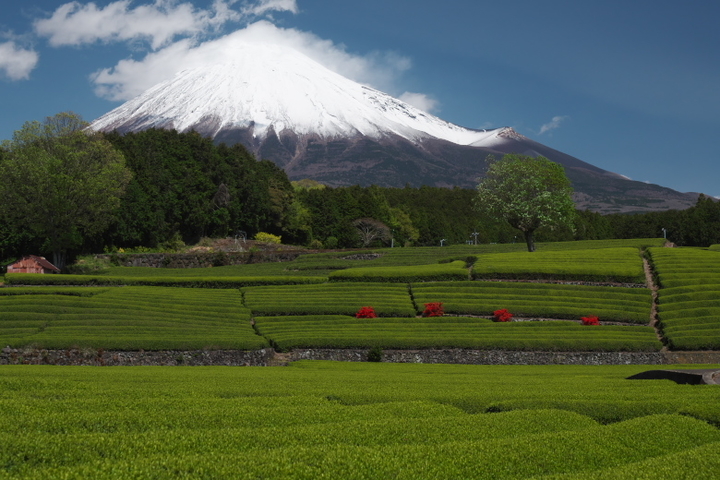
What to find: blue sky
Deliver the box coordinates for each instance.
[2,0,719,199]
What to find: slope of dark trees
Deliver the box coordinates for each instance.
[1,130,718,266]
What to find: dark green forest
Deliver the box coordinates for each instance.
[1,129,719,265]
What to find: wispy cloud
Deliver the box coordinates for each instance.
[241,0,299,17]
[90,19,414,102]
[0,41,39,80]
[539,115,568,135]
[32,0,427,106]
[399,92,439,113]
[33,0,297,50]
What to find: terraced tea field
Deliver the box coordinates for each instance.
[3,238,720,354]
[254,315,660,351]
[412,281,651,322]
[2,238,719,478]
[0,287,265,350]
[651,247,720,350]
[328,259,470,282]
[0,362,718,479]
[471,247,645,283]
[243,283,416,317]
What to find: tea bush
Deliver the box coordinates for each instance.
[253,315,661,351]
[650,247,720,349]
[412,281,651,323]
[0,287,266,350]
[471,247,645,283]
[4,273,326,288]
[243,283,416,317]
[328,260,469,282]
[0,362,718,478]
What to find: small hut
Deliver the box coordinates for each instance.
[5,255,61,274]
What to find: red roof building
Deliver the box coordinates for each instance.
[6,255,61,274]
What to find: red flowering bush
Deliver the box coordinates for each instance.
[356,306,377,318]
[581,316,600,326]
[493,309,513,322]
[423,302,444,317]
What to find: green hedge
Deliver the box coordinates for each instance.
[649,247,720,350]
[471,248,645,283]
[412,281,651,323]
[4,273,326,288]
[243,283,416,317]
[328,260,469,283]
[0,287,110,297]
[253,315,661,351]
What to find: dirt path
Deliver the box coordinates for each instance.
[643,256,667,349]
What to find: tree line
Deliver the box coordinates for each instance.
[1,115,718,268]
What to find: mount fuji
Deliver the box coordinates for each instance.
[90,43,697,213]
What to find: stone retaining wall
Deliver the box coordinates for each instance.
[0,347,275,366]
[287,348,720,365]
[3,347,720,366]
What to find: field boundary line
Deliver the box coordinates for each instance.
[643,256,666,349]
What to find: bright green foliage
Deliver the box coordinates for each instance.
[0,287,265,350]
[329,260,469,282]
[651,247,720,349]
[412,281,652,323]
[471,247,646,283]
[254,315,660,351]
[0,112,132,268]
[254,232,282,244]
[243,283,416,317]
[555,442,720,479]
[476,154,575,252]
[0,363,719,478]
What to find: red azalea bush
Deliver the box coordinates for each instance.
[581,315,600,326]
[356,306,377,318]
[493,309,513,322]
[423,302,444,317]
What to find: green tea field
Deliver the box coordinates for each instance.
[3,238,720,353]
[2,238,720,479]
[0,362,718,479]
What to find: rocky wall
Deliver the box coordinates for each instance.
[0,347,275,366]
[287,348,720,365]
[3,347,720,366]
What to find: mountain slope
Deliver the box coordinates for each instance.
[90,43,698,213]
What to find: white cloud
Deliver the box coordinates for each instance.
[538,115,568,135]
[34,0,297,50]
[241,0,298,16]
[34,1,423,105]
[399,92,439,113]
[0,41,39,80]
[91,20,414,101]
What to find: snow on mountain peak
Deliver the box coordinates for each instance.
[90,42,501,147]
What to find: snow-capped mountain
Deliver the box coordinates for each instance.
[91,43,504,147]
[90,43,698,213]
